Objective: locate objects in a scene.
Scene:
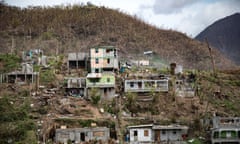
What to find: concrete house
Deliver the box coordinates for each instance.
[67,52,88,71]
[65,77,86,97]
[152,125,188,143]
[211,117,240,144]
[124,79,168,93]
[86,72,115,100]
[6,63,38,84]
[89,46,118,73]
[55,127,110,144]
[127,124,188,144]
[128,124,153,143]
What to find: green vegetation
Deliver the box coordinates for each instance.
[40,69,56,84]
[125,92,138,113]
[0,91,36,143]
[89,88,101,105]
[0,54,21,73]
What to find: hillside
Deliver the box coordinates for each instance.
[0,3,236,70]
[195,13,240,65]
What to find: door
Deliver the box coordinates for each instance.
[155,130,161,142]
[80,132,85,142]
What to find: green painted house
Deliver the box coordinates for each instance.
[86,72,115,100]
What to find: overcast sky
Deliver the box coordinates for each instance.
[4,0,240,37]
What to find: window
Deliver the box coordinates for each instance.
[144,130,149,137]
[162,130,166,135]
[106,49,111,53]
[107,78,110,82]
[173,131,177,135]
[95,48,98,53]
[104,88,107,94]
[96,58,99,64]
[213,131,219,138]
[95,69,99,73]
[134,130,138,136]
[130,82,134,88]
[107,58,110,64]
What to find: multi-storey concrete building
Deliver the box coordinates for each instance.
[89,46,118,73]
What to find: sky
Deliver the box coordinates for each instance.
[4,0,240,37]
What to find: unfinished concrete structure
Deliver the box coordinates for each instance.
[67,52,88,71]
[55,127,110,144]
[89,46,118,73]
[6,63,38,84]
[22,49,46,65]
[211,117,240,144]
[175,79,195,97]
[124,79,168,92]
[65,77,86,97]
[128,124,188,144]
[86,72,115,100]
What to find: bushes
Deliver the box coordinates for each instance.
[0,94,36,143]
[89,88,101,105]
[0,54,20,73]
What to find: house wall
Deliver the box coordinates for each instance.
[86,74,115,87]
[90,47,118,73]
[124,79,168,92]
[67,78,86,88]
[87,87,115,100]
[211,128,240,144]
[129,128,152,143]
[55,127,110,143]
[157,129,184,142]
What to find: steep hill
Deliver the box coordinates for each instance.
[0,3,236,69]
[195,13,240,65]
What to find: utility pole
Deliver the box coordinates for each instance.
[205,38,216,76]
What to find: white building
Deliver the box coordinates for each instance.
[128,124,153,144]
[127,124,188,144]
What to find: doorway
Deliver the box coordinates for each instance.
[80,132,85,141]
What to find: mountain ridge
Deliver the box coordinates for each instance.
[195,13,240,65]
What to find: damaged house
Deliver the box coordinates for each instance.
[211,117,240,144]
[89,46,118,73]
[85,46,119,100]
[65,77,86,97]
[86,72,115,100]
[124,74,168,93]
[67,52,89,71]
[55,127,110,144]
[22,49,48,66]
[6,63,38,84]
[127,124,188,144]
